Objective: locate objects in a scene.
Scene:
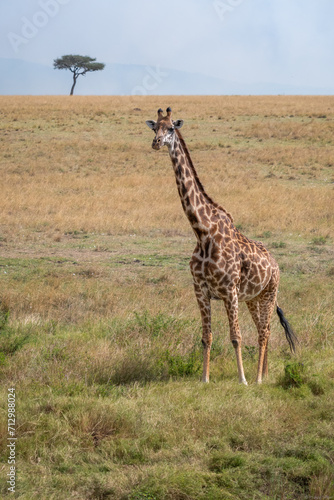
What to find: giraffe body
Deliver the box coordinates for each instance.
[146,108,297,384]
[190,226,276,303]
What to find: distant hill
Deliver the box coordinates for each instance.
[0,58,332,95]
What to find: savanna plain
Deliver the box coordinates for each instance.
[0,95,333,499]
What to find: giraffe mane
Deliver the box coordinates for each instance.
[175,129,234,223]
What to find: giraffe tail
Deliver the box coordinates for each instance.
[276,306,298,353]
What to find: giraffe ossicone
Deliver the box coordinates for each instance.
[146,107,298,384]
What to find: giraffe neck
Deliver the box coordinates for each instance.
[168,130,217,241]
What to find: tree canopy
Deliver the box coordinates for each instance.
[53,55,105,95]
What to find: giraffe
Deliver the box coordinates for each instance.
[146,107,297,384]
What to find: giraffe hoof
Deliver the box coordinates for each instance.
[240,379,248,386]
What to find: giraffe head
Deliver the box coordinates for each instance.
[146,107,184,150]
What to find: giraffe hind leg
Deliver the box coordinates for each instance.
[262,344,268,378]
[247,286,277,384]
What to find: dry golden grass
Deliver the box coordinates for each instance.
[1,95,333,329]
[1,95,333,242]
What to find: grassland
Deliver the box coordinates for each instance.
[0,95,333,499]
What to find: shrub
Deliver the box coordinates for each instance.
[162,348,201,378]
[0,300,10,330]
[310,236,327,246]
[278,363,329,395]
[281,362,305,388]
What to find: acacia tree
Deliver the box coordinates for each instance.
[53,55,105,95]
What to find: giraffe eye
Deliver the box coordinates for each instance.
[168,127,174,133]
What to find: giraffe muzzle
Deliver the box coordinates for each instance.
[152,137,163,150]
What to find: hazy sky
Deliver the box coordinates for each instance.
[1,0,334,92]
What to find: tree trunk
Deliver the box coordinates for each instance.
[70,73,77,95]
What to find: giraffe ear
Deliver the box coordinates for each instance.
[173,120,184,129]
[145,120,156,130]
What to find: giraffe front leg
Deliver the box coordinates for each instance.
[193,282,212,383]
[202,329,212,383]
[225,291,248,385]
[262,344,268,378]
